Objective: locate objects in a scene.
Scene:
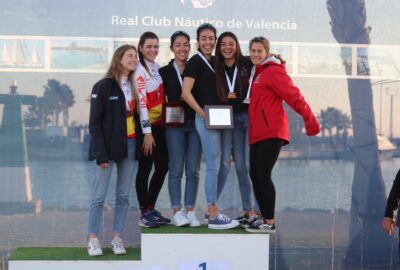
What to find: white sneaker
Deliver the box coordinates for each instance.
[111,237,126,255]
[186,211,201,227]
[173,210,190,227]
[87,237,103,256]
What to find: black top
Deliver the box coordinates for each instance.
[183,52,221,108]
[159,59,196,123]
[223,56,252,113]
[88,77,139,164]
[385,169,400,218]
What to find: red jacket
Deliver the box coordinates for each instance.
[248,58,320,145]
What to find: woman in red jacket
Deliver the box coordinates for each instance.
[246,36,320,233]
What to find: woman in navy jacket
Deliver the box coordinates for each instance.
[88,45,139,256]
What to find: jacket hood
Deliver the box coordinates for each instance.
[253,55,283,75]
[262,55,282,66]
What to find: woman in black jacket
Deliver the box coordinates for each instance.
[87,45,139,256]
[383,169,400,258]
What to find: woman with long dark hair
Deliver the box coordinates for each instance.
[181,23,239,229]
[87,45,139,256]
[134,32,170,228]
[214,31,257,227]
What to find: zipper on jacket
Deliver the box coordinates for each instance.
[261,109,269,127]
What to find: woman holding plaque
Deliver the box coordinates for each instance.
[159,31,202,227]
[246,36,320,233]
[134,32,170,228]
[214,31,258,228]
[87,45,139,256]
[181,23,239,229]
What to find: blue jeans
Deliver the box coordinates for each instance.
[195,114,232,205]
[231,112,253,211]
[88,139,137,235]
[215,112,254,211]
[165,121,202,209]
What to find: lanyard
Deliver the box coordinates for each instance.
[173,60,183,86]
[197,51,215,73]
[121,78,132,111]
[244,66,255,102]
[224,65,238,95]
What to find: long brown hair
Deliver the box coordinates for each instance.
[104,44,138,107]
[215,32,244,103]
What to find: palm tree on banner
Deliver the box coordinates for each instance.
[327,0,396,267]
[336,110,352,144]
[318,107,338,144]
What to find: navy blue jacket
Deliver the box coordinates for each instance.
[88,77,139,164]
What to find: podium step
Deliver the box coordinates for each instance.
[141,225,269,270]
[9,247,141,270]
[9,225,270,270]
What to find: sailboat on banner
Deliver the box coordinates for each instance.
[11,40,18,65]
[10,40,29,67]
[30,46,42,67]
[1,41,12,66]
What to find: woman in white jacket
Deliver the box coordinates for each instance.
[134,32,170,228]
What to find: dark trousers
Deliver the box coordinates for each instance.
[249,138,283,219]
[135,125,169,211]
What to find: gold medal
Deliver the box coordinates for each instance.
[227,92,237,99]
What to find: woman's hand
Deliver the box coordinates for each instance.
[271,53,286,64]
[382,217,395,236]
[305,115,320,136]
[99,163,109,169]
[199,110,206,119]
[143,133,156,156]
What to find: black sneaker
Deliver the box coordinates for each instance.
[245,220,276,234]
[149,209,171,225]
[236,214,261,228]
[138,211,159,228]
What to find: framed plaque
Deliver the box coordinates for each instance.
[204,105,233,129]
[162,102,185,127]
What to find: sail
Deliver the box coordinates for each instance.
[1,41,12,65]
[31,46,41,66]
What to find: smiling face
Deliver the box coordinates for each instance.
[120,48,138,76]
[140,38,159,62]
[220,36,237,62]
[171,35,190,62]
[198,29,216,57]
[250,42,268,65]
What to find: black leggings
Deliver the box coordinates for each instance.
[249,138,283,219]
[135,125,169,212]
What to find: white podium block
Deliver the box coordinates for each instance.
[141,230,269,270]
[8,247,143,270]
[9,260,143,270]
[9,228,270,270]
